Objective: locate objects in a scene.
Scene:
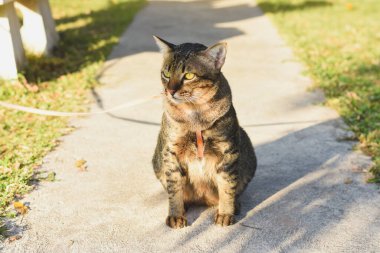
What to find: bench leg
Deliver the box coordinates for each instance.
[0,1,25,80]
[16,0,59,55]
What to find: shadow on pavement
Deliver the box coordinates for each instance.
[166,119,375,251]
[97,0,264,78]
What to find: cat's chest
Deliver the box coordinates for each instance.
[182,152,220,186]
[181,110,205,129]
[173,133,222,175]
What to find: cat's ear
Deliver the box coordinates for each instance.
[204,42,227,70]
[153,36,175,54]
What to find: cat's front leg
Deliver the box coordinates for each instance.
[215,165,238,226]
[164,162,187,229]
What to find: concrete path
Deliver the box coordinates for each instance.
[2,0,380,252]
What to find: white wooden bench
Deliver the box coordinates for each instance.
[0,0,25,79]
[0,0,58,79]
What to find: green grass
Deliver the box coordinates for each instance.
[0,0,146,221]
[257,0,380,182]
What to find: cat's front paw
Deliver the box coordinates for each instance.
[214,213,234,226]
[166,216,188,229]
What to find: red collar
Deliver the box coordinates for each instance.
[196,130,204,158]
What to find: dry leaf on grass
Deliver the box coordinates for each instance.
[19,78,39,93]
[35,171,56,182]
[45,171,56,182]
[24,84,39,92]
[346,91,360,100]
[13,202,28,215]
[75,159,87,171]
[345,3,353,11]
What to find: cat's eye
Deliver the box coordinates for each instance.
[184,73,195,80]
[162,70,171,78]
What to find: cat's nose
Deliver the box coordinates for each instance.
[166,89,176,96]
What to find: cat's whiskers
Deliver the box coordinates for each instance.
[190,94,207,104]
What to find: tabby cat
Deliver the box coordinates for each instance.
[152,36,257,228]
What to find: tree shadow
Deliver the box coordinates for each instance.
[22,0,267,83]
[167,119,377,251]
[0,216,28,246]
[23,0,146,83]
[100,0,264,67]
[22,0,334,83]
[355,63,380,76]
[258,0,332,14]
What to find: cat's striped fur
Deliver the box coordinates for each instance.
[152,36,257,228]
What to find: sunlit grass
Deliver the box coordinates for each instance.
[0,0,146,220]
[257,0,380,182]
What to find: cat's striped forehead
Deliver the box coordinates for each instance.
[164,43,207,72]
[174,43,207,56]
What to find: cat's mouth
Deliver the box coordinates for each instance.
[164,89,205,105]
[169,95,183,104]
[164,89,187,104]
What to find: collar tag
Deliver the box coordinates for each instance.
[196,130,204,158]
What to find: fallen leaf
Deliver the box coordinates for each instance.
[13,202,23,209]
[45,172,56,182]
[20,79,39,92]
[75,159,86,167]
[75,159,87,171]
[13,162,21,170]
[13,202,28,215]
[346,91,360,100]
[25,84,39,92]
[8,235,22,242]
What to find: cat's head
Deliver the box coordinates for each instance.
[154,36,227,105]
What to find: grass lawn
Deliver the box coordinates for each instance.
[257,0,380,182]
[0,0,146,228]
